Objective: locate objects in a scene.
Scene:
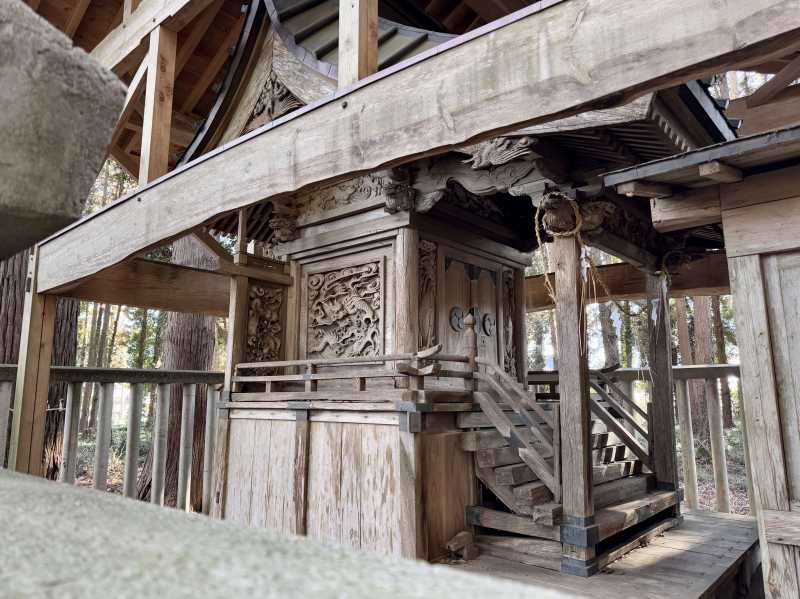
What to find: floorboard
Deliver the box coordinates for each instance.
[450,510,761,599]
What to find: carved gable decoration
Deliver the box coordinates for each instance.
[246,283,284,364]
[307,262,382,359]
[245,68,303,133]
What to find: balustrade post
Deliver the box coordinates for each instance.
[705,377,731,512]
[305,364,317,392]
[123,383,144,498]
[151,383,170,505]
[0,381,13,467]
[737,376,756,515]
[675,379,698,510]
[464,313,477,392]
[93,382,114,491]
[177,384,196,510]
[59,381,81,484]
[202,386,218,515]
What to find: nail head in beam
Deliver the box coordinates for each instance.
[698,160,742,183]
[616,181,673,199]
[151,383,171,505]
[176,383,196,511]
[123,383,144,498]
[59,382,82,484]
[93,382,115,491]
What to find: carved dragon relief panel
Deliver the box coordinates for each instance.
[306,262,382,359]
[502,269,517,378]
[245,283,284,366]
[418,240,437,349]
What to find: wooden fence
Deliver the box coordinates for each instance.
[528,364,746,513]
[0,365,223,513]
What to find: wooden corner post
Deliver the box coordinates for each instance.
[646,273,679,501]
[8,249,57,476]
[551,237,596,576]
[337,0,377,88]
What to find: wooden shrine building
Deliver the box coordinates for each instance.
[8,0,800,596]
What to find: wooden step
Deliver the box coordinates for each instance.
[474,535,561,572]
[476,467,531,516]
[461,428,621,452]
[495,462,540,485]
[457,410,548,429]
[595,490,678,542]
[594,474,651,509]
[593,460,642,485]
[512,480,553,508]
[477,443,627,469]
[467,506,559,541]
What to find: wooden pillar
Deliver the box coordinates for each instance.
[58,381,82,484]
[646,273,679,497]
[176,384,196,510]
[94,382,114,491]
[202,386,218,515]
[337,0,378,88]
[123,383,144,498]
[706,377,731,512]
[675,379,699,510]
[9,250,56,476]
[139,25,176,184]
[552,237,595,576]
[0,381,13,467]
[291,409,310,534]
[729,254,800,598]
[151,383,170,505]
[395,228,419,354]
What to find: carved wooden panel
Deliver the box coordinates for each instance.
[245,283,284,364]
[502,268,517,377]
[307,262,383,359]
[418,240,437,349]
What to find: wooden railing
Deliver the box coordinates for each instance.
[0,365,223,513]
[527,364,745,513]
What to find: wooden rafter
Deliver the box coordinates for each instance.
[180,16,245,114]
[746,52,800,107]
[63,0,91,38]
[36,0,800,292]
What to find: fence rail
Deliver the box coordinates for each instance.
[0,365,223,514]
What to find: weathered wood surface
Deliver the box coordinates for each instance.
[57,258,230,317]
[37,0,800,292]
[58,382,81,484]
[337,0,377,88]
[91,0,217,72]
[139,26,176,184]
[525,253,729,311]
[123,383,144,498]
[552,237,592,521]
[729,254,800,598]
[675,379,699,510]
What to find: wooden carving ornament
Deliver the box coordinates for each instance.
[246,283,284,364]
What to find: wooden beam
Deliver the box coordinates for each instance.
[338,0,378,88]
[63,0,91,37]
[747,53,800,107]
[727,84,800,136]
[698,160,742,183]
[123,0,141,23]
[525,253,730,312]
[91,0,217,73]
[192,228,232,262]
[37,0,800,292]
[616,181,673,199]
[8,250,56,476]
[176,0,225,74]
[651,187,721,232]
[58,258,229,316]
[140,26,177,184]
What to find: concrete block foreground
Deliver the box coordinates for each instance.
[0,471,582,598]
[0,0,125,259]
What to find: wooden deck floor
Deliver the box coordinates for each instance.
[451,511,762,599]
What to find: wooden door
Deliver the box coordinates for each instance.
[438,249,500,365]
